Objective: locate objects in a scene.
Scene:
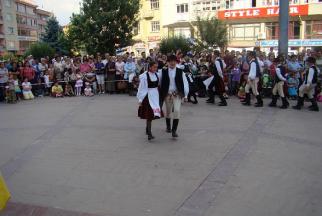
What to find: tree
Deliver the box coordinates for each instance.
[159,36,191,55]
[41,16,70,55]
[195,16,228,50]
[68,0,140,55]
[25,42,55,60]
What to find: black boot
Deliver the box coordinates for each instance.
[309,98,319,112]
[269,95,278,107]
[280,97,289,109]
[166,118,171,133]
[242,93,251,106]
[218,95,227,106]
[255,95,263,107]
[293,97,304,110]
[172,119,179,138]
[206,90,214,104]
[146,120,155,140]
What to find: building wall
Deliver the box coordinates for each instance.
[0,0,51,54]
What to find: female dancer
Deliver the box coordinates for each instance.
[137,61,162,140]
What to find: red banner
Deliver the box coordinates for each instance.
[218,5,308,20]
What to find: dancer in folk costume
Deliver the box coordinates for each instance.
[205,50,227,106]
[242,51,263,107]
[269,55,290,109]
[293,57,320,112]
[159,55,189,138]
[137,61,162,140]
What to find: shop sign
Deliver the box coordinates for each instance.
[218,5,308,19]
[148,36,161,42]
[259,39,322,47]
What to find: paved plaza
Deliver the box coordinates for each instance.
[0,95,322,216]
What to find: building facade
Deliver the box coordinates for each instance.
[133,0,322,53]
[218,0,322,51]
[0,0,52,55]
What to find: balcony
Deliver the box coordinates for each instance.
[142,11,154,19]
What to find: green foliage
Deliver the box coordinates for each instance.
[68,0,140,55]
[195,16,228,50]
[25,42,55,60]
[159,36,191,55]
[41,16,70,55]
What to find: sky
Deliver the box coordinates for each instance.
[35,0,81,25]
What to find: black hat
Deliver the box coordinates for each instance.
[167,54,177,62]
[306,56,316,64]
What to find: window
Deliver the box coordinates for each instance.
[5,0,11,7]
[133,22,140,35]
[17,4,26,13]
[17,15,27,24]
[177,3,189,13]
[6,13,13,22]
[7,27,14,34]
[151,21,160,32]
[262,0,300,6]
[174,28,191,38]
[7,41,15,50]
[305,21,322,39]
[224,0,251,9]
[26,7,35,15]
[193,0,220,12]
[229,24,260,40]
[151,0,159,10]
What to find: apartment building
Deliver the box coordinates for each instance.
[0,0,52,55]
[218,0,322,51]
[132,0,322,53]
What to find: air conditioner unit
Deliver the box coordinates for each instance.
[257,32,266,40]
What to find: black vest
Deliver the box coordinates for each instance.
[250,59,261,78]
[147,72,159,88]
[213,58,224,81]
[305,66,318,85]
[160,68,185,99]
[275,65,286,82]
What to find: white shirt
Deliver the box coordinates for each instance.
[115,61,125,75]
[102,59,108,66]
[305,67,316,86]
[276,67,286,82]
[248,60,257,81]
[215,58,226,78]
[158,67,189,98]
[137,72,158,103]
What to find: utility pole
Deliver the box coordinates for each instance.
[278,0,289,55]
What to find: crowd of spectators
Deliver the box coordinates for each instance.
[0,47,321,104]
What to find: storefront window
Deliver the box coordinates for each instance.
[306,21,322,39]
[229,24,260,40]
[266,22,301,40]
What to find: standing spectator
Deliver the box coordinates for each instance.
[53,57,65,81]
[6,74,17,103]
[115,56,125,92]
[124,58,136,81]
[9,62,20,80]
[38,58,48,78]
[20,61,35,82]
[230,62,241,95]
[80,58,92,75]
[102,53,110,66]
[0,61,9,102]
[43,70,52,96]
[22,77,34,100]
[288,55,303,83]
[106,56,116,94]
[84,66,97,94]
[32,59,41,82]
[95,56,106,94]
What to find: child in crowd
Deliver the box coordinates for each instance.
[5,74,17,103]
[230,63,241,96]
[75,73,83,96]
[43,70,52,96]
[84,82,94,97]
[51,81,64,97]
[238,73,248,99]
[65,83,75,97]
[33,78,45,97]
[22,77,34,100]
[288,72,299,100]
[14,76,22,100]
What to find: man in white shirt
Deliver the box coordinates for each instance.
[269,56,289,109]
[242,51,263,107]
[293,57,319,112]
[159,55,189,138]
